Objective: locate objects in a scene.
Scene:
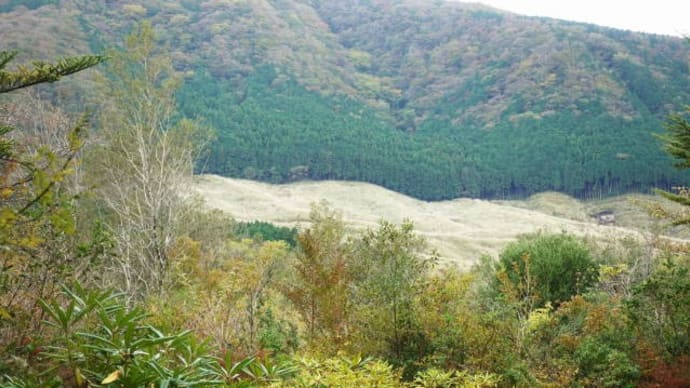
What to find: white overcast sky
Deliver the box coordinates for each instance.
[469,1,690,37]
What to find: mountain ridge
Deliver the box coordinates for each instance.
[2,0,690,199]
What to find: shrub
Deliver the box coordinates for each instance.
[626,257,690,358]
[287,354,401,387]
[411,367,501,387]
[497,233,598,308]
[36,284,221,386]
[234,221,298,247]
[574,339,640,387]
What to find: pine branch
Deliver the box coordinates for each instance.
[655,188,690,207]
[0,52,105,94]
[656,111,690,169]
[17,114,90,215]
[0,51,17,71]
[0,125,14,161]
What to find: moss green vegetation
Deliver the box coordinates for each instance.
[234,220,299,247]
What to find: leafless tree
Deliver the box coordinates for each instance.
[89,23,210,301]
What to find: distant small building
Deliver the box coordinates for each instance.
[593,210,615,225]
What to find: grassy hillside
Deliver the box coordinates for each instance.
[194,175,685,267]
[2,0,690,199]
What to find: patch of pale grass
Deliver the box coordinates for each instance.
[498,191,588,221]
[585,193,690,238]
[194,175,680,267]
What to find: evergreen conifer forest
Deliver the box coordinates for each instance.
[1,1,690,386]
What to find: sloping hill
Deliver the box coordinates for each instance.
[194,175,675,267]
[3,0,690,200]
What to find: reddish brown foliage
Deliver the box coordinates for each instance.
[638,349,690,388]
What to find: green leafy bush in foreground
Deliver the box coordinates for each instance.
[3,284,297,387]
[37,284,221,386]
[496,233,599,308]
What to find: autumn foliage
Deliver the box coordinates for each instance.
[2,21,690,387]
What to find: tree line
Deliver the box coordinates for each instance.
[180,64,689,201]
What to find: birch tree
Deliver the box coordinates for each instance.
[90,23,210,301]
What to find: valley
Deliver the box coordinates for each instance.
[194,174,684,266]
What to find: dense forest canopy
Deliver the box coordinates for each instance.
[1,0,690,201]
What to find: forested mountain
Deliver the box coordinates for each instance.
[2,0,690,199]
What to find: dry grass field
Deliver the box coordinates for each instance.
[194,175,687,268]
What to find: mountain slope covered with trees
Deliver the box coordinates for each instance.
[2,0,690,199]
